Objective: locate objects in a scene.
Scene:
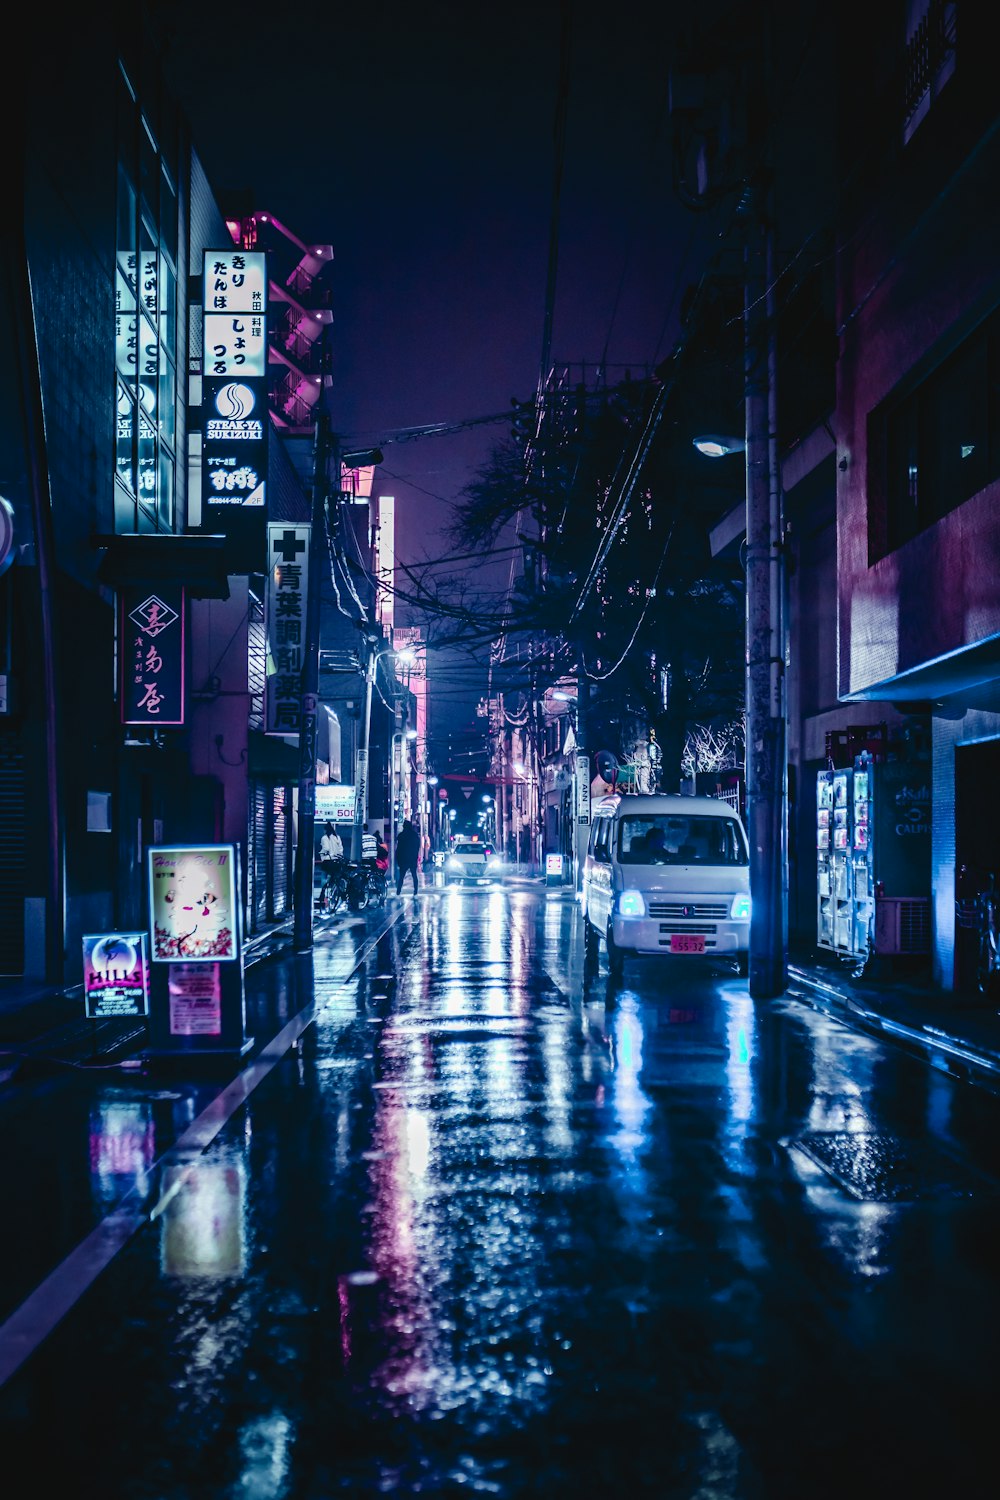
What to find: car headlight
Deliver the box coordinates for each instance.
[731,893,751,921]
[618,890,645,917]
[447,857,462,871]
[487,856,502,870]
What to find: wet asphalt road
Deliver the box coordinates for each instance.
[1,879,999,1498]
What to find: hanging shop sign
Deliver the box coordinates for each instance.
[148,844,239,963]
[576,753,591,824]
[200,249,268,572]
[202,378,267,509]
[0,494,16,578]
[265,522,310,736]
[202,249,267,377]
[119,585,186,726]
[82,932,149,1019]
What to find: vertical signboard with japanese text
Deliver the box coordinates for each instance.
[201,250,268,571]
[119,586,185,726]
[265,522,309,737]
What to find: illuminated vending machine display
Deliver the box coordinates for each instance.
[849,751,932,960]
[816,771,834,949]
[817,768,854,953]
[851,767,874,958]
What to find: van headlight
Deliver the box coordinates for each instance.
[731,893,751,921]
[618,890,645,917]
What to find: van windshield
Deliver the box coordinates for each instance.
[617,814,748,866]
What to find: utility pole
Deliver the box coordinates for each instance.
[389,713,403,882]
[573,673,591,892]
[350,638,377,864]
[293,411,333,952]
[742,180,787,997]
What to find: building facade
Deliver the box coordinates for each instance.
[0,17,324,982]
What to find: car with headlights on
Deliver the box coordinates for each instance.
[445,841,503,887]
[582,793,750,978]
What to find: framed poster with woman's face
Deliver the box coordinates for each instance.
[148,845,239,962]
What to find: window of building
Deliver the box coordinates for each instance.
[903,0,957,145]
[113,62,180,535]
[873,308,1000,558]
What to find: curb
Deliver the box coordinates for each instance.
[787,964,1000,1088]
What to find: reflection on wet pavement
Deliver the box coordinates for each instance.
[1,886,999,1497]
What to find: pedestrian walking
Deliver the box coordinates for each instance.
[395,818,421,895]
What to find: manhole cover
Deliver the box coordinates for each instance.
[789,1130,998,1203]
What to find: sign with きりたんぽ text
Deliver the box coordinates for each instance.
[148,844,239,962]
[120,586,185,726]
[202,249,267,378]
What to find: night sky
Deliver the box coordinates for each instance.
[161,1,723,735]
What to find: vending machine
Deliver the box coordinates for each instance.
[850,752,931,958]
[817,768,854,954]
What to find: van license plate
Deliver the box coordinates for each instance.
[670,934,706,954]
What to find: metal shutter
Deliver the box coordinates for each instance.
[271,785,289,918]
[0,733,25,974]
[249,781,269,932]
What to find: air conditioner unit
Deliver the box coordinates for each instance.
[875,896,930,955]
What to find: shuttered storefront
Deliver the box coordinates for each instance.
[0,733,26,974]
[249,781,270,934]
[271,785,290,918]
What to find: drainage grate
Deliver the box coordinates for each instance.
[789,1130,999,1203]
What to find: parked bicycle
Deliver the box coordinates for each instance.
[955,863,1000,998]
[317,860,350,917]
[345,861,387,912]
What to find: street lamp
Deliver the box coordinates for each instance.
[351,643,415,863]
[692,433,745,459]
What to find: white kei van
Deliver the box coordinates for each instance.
[582,793,750,978]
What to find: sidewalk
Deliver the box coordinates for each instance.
[0,917,298,1080]
[2,914,1000,1090]
[787,947,1000,1090]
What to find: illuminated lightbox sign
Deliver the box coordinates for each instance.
[203,250,267,315]
[203,314,267,378]
[265,522,310,736]
[148,844,239,963]
[316,784,356,824]
[202,250,268,378]
[82,932,149,1019]
[119,586,185,726]
[202,378,267,508]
